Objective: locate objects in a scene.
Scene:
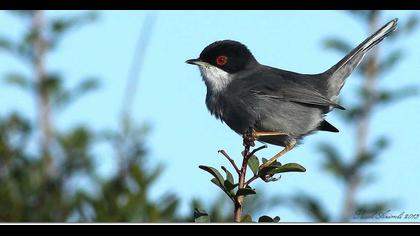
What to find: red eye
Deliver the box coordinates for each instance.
[216,55,228,66]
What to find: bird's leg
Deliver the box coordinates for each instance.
[259,139,296,171]
[243,127,288,147]
[253,131,288,138]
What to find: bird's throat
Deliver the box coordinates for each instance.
[199,65,233,94]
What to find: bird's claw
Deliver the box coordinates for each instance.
[261,173,280,182]
[243,127,257,147]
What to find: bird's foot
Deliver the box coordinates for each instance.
[243,127,256,147]
[261,174,281,183]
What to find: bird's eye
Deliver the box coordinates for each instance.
[216,55,228,66]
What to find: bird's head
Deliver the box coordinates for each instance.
[186,40,258,93]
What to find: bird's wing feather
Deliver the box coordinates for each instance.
[248,73,345,110]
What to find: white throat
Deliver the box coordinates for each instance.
[199,64,233,93]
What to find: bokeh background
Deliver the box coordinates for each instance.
[0,10,419,222]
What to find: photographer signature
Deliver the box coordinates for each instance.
[353,210,420,221]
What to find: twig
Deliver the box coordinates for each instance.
[249,144,267,158]
[244,175,259,187]
[233,133,254,222]
[218,150,240,175]
[33,11,52,158]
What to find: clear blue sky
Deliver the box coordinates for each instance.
[1,10,419,222]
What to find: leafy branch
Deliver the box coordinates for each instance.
[196,132,305,223]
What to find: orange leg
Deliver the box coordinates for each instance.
[259,139,296,170]
[251,130,288,139]
[243,127,288,148]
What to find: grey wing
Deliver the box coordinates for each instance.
[250,76,345,111]
[246,75,340,141]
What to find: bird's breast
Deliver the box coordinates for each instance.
[205,90,259,135]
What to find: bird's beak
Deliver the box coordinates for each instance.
[185,58,202,66]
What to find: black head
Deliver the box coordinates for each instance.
[186,40,258,74]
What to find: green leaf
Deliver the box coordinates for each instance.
[221,166,236,194]
[374,136,389,150]
[403,14,418,34]
[0,37,13,52]
[48,12,98,50]
[240,214,253,223]
[236,188,256,197]
[247,155,259,175]
[50,12,98,35]
[376,87,418,106]
[199,165,225,187]
[39,73,62,93]
[194,208,210,223]
[293,194,331,222]
[267,163,306,174]
[73,78,100,96]
[221,166,234,186]
[319,143,349,179]
[210,178,224,189]
[351,151,376,172]
[223,180,236,193]
[347,10,379,23]
[258,215,274,222]
[379,49,403,75]
[3,73,33,91]
[324,38,352,54]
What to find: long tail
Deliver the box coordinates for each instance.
[323,18,398,102]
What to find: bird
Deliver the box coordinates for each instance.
[186,18,398,171]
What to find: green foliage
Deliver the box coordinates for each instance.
[291,194,331,222]
[403,14,419,34]
[199,147,305,222]
[189,188,285,223]
[194,208,210,223]
[378,49,403,75]
[199,165,225,189]
[290,10,419,222]
[247,155,259,175]
[3,73,33,91]
[51,76,100,111]
[348,10,380,23]
[265,163,306,175]
[236,188,256,197]
[324,38,352,54]
[258,215,280,223]
[0,37,13,52]
[0,10,183,223]
[48,12,98,50]
[240,214,253,222]
[319,143,349,180]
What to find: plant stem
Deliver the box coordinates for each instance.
[245,175,259,187]
[218,150,240,175]
[229,136,267,222]
[234,140,250,222]
[233,133,261,223]
[33,10,53,170]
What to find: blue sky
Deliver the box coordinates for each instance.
[0,10,419,222]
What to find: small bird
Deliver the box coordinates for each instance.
[186,19,398,170]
